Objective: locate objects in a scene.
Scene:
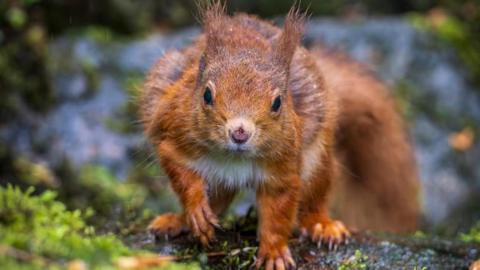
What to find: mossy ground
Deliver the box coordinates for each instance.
[0,185,198,270]
[2,184,478,269]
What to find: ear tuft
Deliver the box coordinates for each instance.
[198,1,227,57]
[274,5,306,70]
[198,0,226,27]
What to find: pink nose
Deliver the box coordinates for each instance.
[230,127,250,144]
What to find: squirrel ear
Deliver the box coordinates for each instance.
[273,6,305,70]
[199,1,227,58]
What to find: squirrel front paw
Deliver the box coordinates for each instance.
[299,218,350,250]
[148,212,188,239]
[255,244,295,270]
[184,201,219,247]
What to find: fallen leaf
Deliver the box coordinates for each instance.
[449,127,474,151]
[116,255,174,269]
[68,260,88,270]
[427,7,448,27]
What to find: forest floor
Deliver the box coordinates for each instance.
[126,226,480,269]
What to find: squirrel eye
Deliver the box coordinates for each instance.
[271,96,282,112]
[203,87,213,105]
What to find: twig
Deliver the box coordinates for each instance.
[0,244,55,265]
[117,247,257,269]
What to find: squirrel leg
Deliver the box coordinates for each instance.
[149,157,219,247]
[148,188,235,240]
[298,153,350,250]
[207,186,237,217]
[255,174,300,270]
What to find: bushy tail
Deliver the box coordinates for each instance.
[332,108,420,232]
[315,47,421,233]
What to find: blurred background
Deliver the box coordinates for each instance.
[1,0,479,245]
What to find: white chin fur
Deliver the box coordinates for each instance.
[187,154,267,189]
[186,139,322,189]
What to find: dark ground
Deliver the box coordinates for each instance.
[126,228,480,269]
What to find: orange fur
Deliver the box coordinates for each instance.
[140,3,419,269]
[313,48,420,232]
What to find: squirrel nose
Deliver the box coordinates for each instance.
[230,127,250,144]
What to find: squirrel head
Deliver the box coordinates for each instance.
[191,3,304,157]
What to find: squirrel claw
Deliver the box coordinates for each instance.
[255,246,295,270]
[185,201,218,247]
[300,219,350,250]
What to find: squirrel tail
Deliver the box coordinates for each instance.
[331,90,421,233]
[332,114,420,233]
[317,49,421,233]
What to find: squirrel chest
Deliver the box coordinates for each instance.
[187,154,268,189]
[183,141,324,189]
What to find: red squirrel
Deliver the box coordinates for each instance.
[141,3,420,269]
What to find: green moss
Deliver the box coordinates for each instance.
[0,185,199,270]
[12,157,57,187]
[53,161,178,236]
[219,246,257,270]
[338,249,369,270]
[6,7,27,29]
[410,10,480,87]
[0,185,128,269]
[459,221,480,243]
[1,151,177,236]
[46,161,150,232]
[75,165,149,226]
[79,165,145,204]
[413,230,428,239]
